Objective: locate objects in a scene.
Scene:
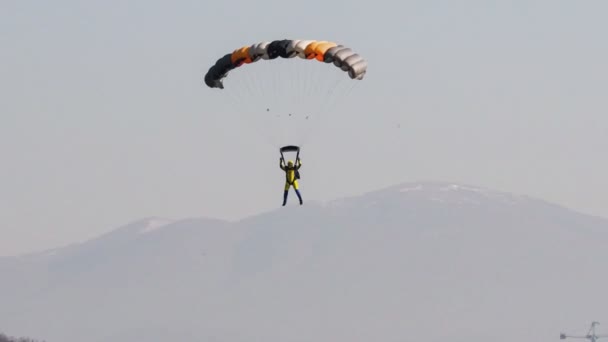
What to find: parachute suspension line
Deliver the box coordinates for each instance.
[323,76,358,116]
[304,61,318,105]
[251,63,283,146]
[270,59,283,145]
[298,63,308,113]
[299,75,358,147]
[223,63,358,148]
[269,59,297,146]
[223,75,278,148]
[296,61,332,145]
[302,68,338,130]
[271,59,341,147]
[242,67,257,100]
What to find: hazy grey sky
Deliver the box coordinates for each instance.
[2,0,607,256]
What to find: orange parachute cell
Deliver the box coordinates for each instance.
[304,41,327,59]
[231,46,252,66]
[313,42,337,61]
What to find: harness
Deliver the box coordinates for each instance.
[284,165,301,185]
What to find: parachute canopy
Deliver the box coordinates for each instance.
[204,39,368,89]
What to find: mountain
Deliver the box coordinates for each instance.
[1,181,607,342]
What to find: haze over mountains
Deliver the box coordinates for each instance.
[1,181,607,342]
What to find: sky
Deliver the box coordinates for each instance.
[1,0,607,256]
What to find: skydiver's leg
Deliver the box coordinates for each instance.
[283,183,290,206]
[293,181,303,205]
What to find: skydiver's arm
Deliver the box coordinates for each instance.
[280,159,285,170]
[296,159,302,169]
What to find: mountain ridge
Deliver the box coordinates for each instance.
[5,180,607,260]
[2,180,607,342]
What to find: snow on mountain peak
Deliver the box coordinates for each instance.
[399,184,423,192]
[440,184,484,192]
[374,181,526,208]
[139,218,174,234]
[399,183,486,194]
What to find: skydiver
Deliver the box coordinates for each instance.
[280,158,303,206]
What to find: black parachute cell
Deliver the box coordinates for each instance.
[204,68,219,88]
[204,53,236,89]
[266,40,291,59]
[265,41,282,59]
[276,39,292,58]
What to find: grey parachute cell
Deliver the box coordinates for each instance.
[322,45,345,63]
[248,42,270,61]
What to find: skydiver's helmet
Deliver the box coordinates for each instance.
[288,160,294,167]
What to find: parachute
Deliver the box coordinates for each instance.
[204,39,367,147]
[204,39,367,89]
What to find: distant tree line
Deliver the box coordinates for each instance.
[0,332,45,342]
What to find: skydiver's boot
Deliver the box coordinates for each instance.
[295,189,303,205]
[282,190,288,206]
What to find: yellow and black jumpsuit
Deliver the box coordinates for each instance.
[280,159,303,206]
